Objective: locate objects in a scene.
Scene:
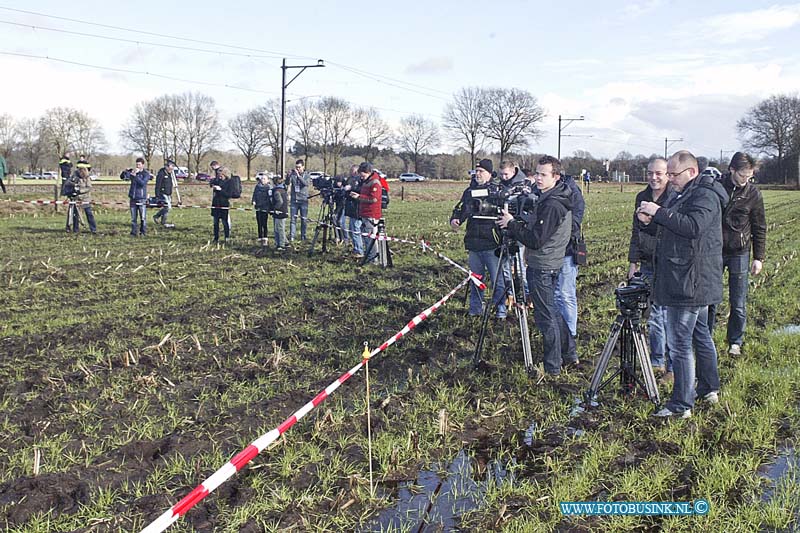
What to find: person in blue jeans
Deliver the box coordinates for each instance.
[628,157,674,376]
[500,155,577,375]
[343,165,363,257]
[708,152,767,357]
[554,173,585,340]
[637,150,728,418]
[450,159,506,319]
[288,159,310,242]
[127,158,151,236]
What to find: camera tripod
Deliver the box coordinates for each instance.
[308,196,338,256]
[66,198,86,232]
[584,308,660,405]
[361,218,392,268]
[472,234,534,373]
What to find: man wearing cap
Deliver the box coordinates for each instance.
[153,159,176,227]
[350,162,382,264]
[451,159,507,319]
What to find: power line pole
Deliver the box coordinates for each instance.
[664,137,683,158]
[280,59,325,182]
[558,115,584,160]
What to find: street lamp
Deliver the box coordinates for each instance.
[664,137,683,158]
[281,58,325,181]
[558,115,584,160]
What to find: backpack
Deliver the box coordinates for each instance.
[381,187,390,209]
[229,175,242,199]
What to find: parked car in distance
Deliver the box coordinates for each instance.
[399,172,426,182]
[41,171,58,180]
[699,167,722,180]
[22,172,37,179]
[195,172,211,182]
[175,167,189,179]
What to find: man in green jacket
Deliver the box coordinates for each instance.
[0,154,7,193]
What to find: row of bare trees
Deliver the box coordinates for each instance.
[0,109,106,172]
[737,93,800,185]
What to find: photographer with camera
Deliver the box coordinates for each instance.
[637,150,728,418]
[498,155,577,376]
[62,166,97,234]
[350,162,382,264]
[289,159,310,242]
[210,166,234,242]
[343,165,363,257]
[127,158,151,237]
[628,157,674,377]
[451,159,507,319]
[153,159,176,227]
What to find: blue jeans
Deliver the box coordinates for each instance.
[273,217,286,248]
[467,249,507,318]
[528,267,577,374]
[155,194,171,224]
[338,211,349,242]
[289,200,308,241]
[555,256,578,337]
[213,211,230,241]
[130,202,146,236]
[69,203,96,233]
[708,253,749,346]
[640,263,671,371]
[349,216,363,254]
[362,218,378,263]
[664,305,720,413]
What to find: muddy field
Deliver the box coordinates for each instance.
[1,182,799,532]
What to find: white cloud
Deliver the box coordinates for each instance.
[700,4,800,43]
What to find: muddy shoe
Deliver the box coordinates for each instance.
[699,391,719,404]
[654,407,691,419]
[729,344,741,356]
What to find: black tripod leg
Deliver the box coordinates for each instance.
[585,318,624,402]
[632,325,660,405]
[509,250,534,372]
[473,246,506,368]
[308,203,327,256]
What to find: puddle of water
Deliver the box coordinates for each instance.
[773,324,800,335]
[759,445,800,503]
[363,449,512,532]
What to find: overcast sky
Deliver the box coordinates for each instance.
[1,0,799,159]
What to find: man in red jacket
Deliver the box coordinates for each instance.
[350,162,383,264]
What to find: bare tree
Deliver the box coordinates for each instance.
[120,100,161,166]
[153,94,185,166]
[229,108,271,179]
[317,97,360,176]
[737,94,800,185]
[39,107,80,157]
[360,107,392,162]
[179,92,221,174]
[72,112,107,158]
[260,99,283,174]
[442,87,488,166]
[397,114,440,174]
[288,99,320,166]
[16,118,46,171]
[0,114,18,159]
[483,88,545,162]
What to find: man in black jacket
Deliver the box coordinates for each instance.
[451,159,506,319]
[628,157,674,375]
[499,155,576,375]
[153,160,176,227]
[708,152,766,356]
[637,150,728,418]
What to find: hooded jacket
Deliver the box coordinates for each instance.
[59,157,72,180]
[720,173,766,260]
[498,168,526,192]
[451,181,502,252]
[507,180,573,271]
[647,175,729,307]
[128,169,151,202]
[356,171,382,219]
[155,167,174,197]
[271,183,288,219]
[252,181,272,211]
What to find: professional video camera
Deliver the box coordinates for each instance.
[470,183,537,220]
[615,272,650,315]
[61,175,82,198]
[312,174,346,205]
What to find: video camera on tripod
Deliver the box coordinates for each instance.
[470,183,537,221]
[61,175,83,198]
[615,272,650,315]
[312,174,346,205]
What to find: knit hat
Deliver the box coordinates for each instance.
[476,159,493,173]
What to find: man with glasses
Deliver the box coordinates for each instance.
[637,150,728,418]
[628,157,673,378]
[289,159,310,242]
[708,152,766,357]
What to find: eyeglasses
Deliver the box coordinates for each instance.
[666,168,691,179]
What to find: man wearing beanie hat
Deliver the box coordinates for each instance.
[450,159,507,319]
[350,162,383,264]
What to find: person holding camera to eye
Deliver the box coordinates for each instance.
[127,157,151,237]
[637,150,728,418]
[498,155,577,376]
[451,159,507,319]
[62,166,97,234]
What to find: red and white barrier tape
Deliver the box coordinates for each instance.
[139,274,472,533]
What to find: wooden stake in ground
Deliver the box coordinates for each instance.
[363,342,375,499]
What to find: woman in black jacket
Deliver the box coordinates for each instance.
[211,167,233,242]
